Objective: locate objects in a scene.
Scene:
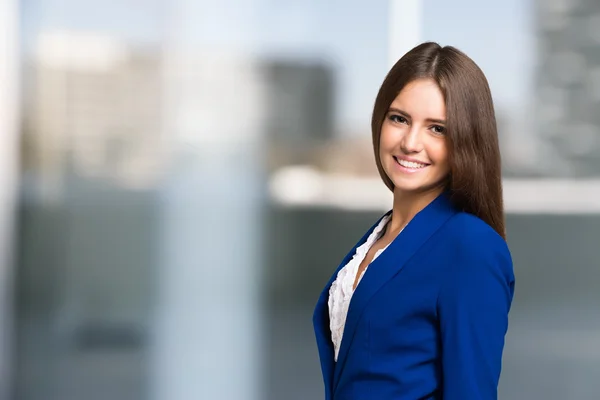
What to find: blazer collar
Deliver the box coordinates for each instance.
[330,192,458,395]
[312,211,390,400]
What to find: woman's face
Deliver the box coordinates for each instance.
[379,78,450,196]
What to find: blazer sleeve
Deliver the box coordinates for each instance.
[437,236,515,400]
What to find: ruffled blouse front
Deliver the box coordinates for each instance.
[327,214,392,362]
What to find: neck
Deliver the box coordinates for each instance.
[386,187,445,235]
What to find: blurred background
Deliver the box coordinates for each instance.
[1,0,600,399]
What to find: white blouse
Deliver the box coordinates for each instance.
[327,214,393,362]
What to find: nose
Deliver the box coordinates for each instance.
[400,126,423,154]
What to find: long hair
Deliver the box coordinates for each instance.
[372,42,505,239]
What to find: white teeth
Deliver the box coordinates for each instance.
[397,158,427,169]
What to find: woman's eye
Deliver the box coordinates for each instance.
[431,125,445,135]
[389,114,407,124]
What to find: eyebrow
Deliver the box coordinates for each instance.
[388,107,446,125]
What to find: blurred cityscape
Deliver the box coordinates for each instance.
[533,0,600,177]
[5,0,600,399]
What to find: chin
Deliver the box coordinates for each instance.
[393,183,435,195]
[388,175,448,196]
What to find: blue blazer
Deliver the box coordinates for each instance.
[313,193,515,399]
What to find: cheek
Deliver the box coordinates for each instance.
[428,141,449,166]
[378,126,392,159]
[378,123,399,153]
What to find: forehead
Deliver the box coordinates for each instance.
[390,79,446,119]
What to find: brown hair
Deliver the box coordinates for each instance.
[372,42,505,239]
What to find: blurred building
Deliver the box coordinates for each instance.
[17,31,165,400]
[534,0,600,177]
[24,30,165,201]
[262,60,335,170]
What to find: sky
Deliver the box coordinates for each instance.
[20,0,534,137]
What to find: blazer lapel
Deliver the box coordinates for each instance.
[332,193,458,393]
[313,212,391,399]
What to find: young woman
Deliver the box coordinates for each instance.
[313,42,515,400]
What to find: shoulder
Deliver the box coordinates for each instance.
[439,211,514,282]
[443,211,510,257]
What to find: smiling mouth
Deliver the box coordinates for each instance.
[393,156,429,169]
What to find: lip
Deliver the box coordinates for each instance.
[392,155,430,174]
[394,155,430,165]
